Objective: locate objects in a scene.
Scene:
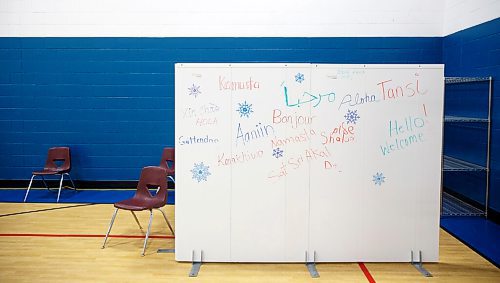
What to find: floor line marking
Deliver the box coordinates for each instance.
[358,262,376,283]
[0,233,175,239]
[0,203,96,218]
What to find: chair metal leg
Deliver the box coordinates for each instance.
[102,208,119,249]
[41,176,50,190]
[130,211,143,230]
[141,210,154,256]
[168,176,175,183]
[56,174,64,203]
[156,208,175,236]
[24,175,36,202]
[66,173,77,190]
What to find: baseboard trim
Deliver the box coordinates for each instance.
[0,180,175,190]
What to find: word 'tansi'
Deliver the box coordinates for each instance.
[377,75,427,101]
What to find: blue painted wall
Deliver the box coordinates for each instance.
[0,37,442,181]
[442,18,500,216]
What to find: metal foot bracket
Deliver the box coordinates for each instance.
[305,251,320,278]
[157,248,175,253]
[189,250,203,277]
[411,251,432,277]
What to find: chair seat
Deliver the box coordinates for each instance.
[32,169,68,175]
[165,168,174,175]
[114,197,166,211]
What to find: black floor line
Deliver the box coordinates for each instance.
[0,203,97,218]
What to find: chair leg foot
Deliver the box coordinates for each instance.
[142,210,154,256]
[24,175,36,202]
[56,174,64,202]
[102,208,119,249]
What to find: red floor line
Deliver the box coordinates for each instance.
[358,262,376,283]
[0,233,175,239]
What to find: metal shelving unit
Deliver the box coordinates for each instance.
[443,155,487,172]
[442,76,492,217]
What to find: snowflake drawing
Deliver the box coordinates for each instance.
[372,172,386,186]
[188,84,202,98]
[191,162,211,183]
[295,73,305,83]
[236,101,253,118]
[272,148,284,159]
[344,109,360,124]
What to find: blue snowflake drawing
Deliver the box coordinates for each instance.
[295,73,305,83]
[236,101,253,118]
[272,148,284,159]
[188,84,202,98]
[191,162,211,183]
[344,109,360,124]
[372,172,386,186]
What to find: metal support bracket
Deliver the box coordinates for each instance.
[411,251,432,277]
[157,248,175,253]
[305,251,320,278]
[189,250,203,277]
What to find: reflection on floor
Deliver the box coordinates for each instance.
[441,216,500,267]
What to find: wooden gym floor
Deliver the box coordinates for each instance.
[0,202,498,282]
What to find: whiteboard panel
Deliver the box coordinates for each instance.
[229,66,288,261]
[175,63,443,263]
[175,65,233,261]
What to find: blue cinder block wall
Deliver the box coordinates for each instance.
[0,37,442,181]
[442,18,500,218]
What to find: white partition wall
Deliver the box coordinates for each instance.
[175,63,444,263]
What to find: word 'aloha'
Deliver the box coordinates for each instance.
[338,92,378,110]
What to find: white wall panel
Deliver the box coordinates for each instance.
[0,0,446,37]
[443,0,500,35]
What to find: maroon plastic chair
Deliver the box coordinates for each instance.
[159,147,175,184]
[24,147,76,203]
[101,166,174,256]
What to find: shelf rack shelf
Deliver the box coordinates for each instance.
[444,77,490,84]
[443,155,487,172]
[442,76,492,218]
[444,116,489,123]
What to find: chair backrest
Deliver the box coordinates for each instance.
[136,166,168,204]
[44,147,71,173]
[159,147,175,171]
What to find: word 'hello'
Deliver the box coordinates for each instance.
[380,116,425,156]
